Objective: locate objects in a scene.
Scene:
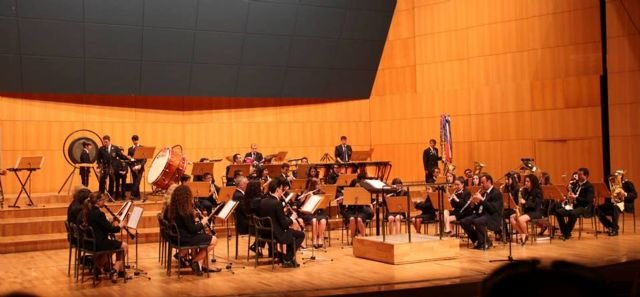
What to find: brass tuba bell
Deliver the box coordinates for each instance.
[609,170,626,211]
[473,161,485,176]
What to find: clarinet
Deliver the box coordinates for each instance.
[103,205,136,240]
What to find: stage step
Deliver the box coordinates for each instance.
[2,192,164,206]
[0,201,164,219]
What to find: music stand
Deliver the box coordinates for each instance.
[290,179,306,193]
[542,185,564,238]
[341,187,372,245]
[217,186,236,203]
[191,162,214,178]
[301,194,334,263]
[275,151,288,163]
[350,150,372,162]
[490,191,519,263]
[296,164,311,179]
[226,164,250,180]
[592,182,611,206]
[263,164,283,179]
[384,196,409,242]
[9,156,44,208]
[185,182,212,198]
[124,206,150,280]
[215,199,242,273]
[132,147,155,200]
[335,173,357,187]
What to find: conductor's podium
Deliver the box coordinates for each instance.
[353,234,459,265]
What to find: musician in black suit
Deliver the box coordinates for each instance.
[78,191,128,281]
[459,174,503,250]
[244,143,264,165]
[79,141,91,187]
[127,135,146,200]
[233,176,251,235]
[256,177,304,268]
[334,136,352,163]
[96,135,132,198]
[422,139,441,183]
[443,177,472,234]
[598,173,636,237]
[555,167,594,240]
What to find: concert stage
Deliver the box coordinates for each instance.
[353,234,459,264]
[1,222,640,297]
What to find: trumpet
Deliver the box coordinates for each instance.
[103,205,136,240]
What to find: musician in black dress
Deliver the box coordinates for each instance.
[422,139,441,183]
[127,135,146,200]
[443,177,472,235]
[412,188,436,234]
[554,168,594,240]
[501,172,520,219]
[96,135,132,198]
[168,185,219,275]
[256,178,304,268]
[79,141,91,187]
[598,173,637,236]
[335,136,352,163]
[299,169,328,248]
[459,174,503,250]
[67,187,91,224]
[78,191,128,281]
[195,172,220,215]
[385,178,407,235]
[344,173,372,239]
[510,174,543,245]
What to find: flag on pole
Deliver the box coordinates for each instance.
[440,114,453,164]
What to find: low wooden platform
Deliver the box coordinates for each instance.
[353,234,459,264]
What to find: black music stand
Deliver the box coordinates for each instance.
[216,198,244,273]
[126,205,151,280]
[490,192,519,263]
[9,156,44,208]
[361,179,396,237]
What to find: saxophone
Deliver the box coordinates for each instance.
[609,171,625,212]
[514,187,524,217]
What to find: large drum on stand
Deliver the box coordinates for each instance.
[147,147,187,190]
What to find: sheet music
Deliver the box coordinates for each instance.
[117,201,132,222]
[127,206,143,229]
[300,195,322,214]
[363,179,387,189]
[216,200,238,221]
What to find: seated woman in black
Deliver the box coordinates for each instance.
[168,185,219,275]
[385,178,408,235]
[195,172,220,215]
[443,176,472,235]
[298,172,329,248]
[412,188,437,234]
[343,172,373,239]
[78,191,128,282]
[509,174,543,245]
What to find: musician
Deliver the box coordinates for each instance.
[67,187,91,224]
[195,173,220,215]
[113,158,128,199]
[554,168,594,240]
[246,180,266,256]
[459,174,503,250]
[168,185,219,275]
[96,135,132,198]
[256,178,305,268]
[509,174,543,245]
[233,176,251,235]
[471,174,480,186]
[326,165,341,185]
[598,173,637,236]
[244,143,264,165]
[127,135,146,200]
[540,172,552,186]
[412,188,436,234]
[422,139,441,183]
[334,136,352,163]
[463,168,473,186]
[427,167,441,184]
[386,178,407,235]
[79,141,91,187]
[501,173,520,218]
[280,163,294,187]
[344,173,373,239]
[226,169,244,187]
[300,171,328,248]
[443,177,471,235]
[78,191,128,281]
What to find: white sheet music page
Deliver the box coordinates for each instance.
[127,207,143,229]
[363,179,387,190]
[217,200,238,220]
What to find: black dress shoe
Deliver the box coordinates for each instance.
[191,262,203,276]
[483,240,493,250]
[608,230,619,236]
[282,260,296,268]
[538,226,548,236]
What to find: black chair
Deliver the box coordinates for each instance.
[166,223,210,278]
[64,221,79,279]
[621,203,636,233]
[77,225,126,286]
[253,215,279,270]
[156,214,168,269]
[527,199,555,244]
[578,204,598,239]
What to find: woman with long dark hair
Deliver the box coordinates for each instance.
[509,174,543,245]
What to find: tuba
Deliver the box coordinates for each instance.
[609,170,626,211]
[473,161,485,176]
[444,163,456,176]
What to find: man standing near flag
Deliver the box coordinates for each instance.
[423,139,441,183]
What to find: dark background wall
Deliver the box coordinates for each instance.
[0,0,395,98]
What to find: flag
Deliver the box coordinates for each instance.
[440,114,453,163]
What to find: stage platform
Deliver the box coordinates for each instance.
[353,234,459,264]
[1,225,640,297]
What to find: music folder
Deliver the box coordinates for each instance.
[186,182,211,198]
[132,146,156,160]
[217,186,236,202]
[216,200,238,221]
[191,162,214,177]
[14,156,45,170]
[300,194,328,214]
[127,206,144,229]
[341,187,371,206]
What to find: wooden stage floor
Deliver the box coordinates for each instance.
[2,229,640,297]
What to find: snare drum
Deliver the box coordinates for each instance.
[147,147,187,190]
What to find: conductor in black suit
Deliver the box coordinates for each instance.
[244,143,264,165]
[79,141,92,187]
[335,136,352,163]
[127,135,146,200]
[423,139,441,183]
[459,174,503,250]
[256,177,304,268]
[96,135,132,198]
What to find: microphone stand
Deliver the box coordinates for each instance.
[490,187,517,263]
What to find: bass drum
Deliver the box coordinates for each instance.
[147,147,187,190]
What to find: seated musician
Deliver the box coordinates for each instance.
[224,154,244,185]
[168,185,219,275]
[244,143,264,166]
[78,191,128,282]
[385,178,407,235]
[246,180,267,256]
[257,177,305,268]
[280,163,294,186]
[67,187,90,224]
[344,173,373,239]
[598,172,637,237]
[501,172,520,218]
[463,168,473,186]
[427,167,441,183]
[554,168,594,240]
[509,174,543,245]
[195,172,220,215]
[459,174,503,250]
[443,177,472,235]
[540,172,552,185]
[298,169,328,248]
[233,176,251,235]
[226,169,244,187]
[471,174,480,186]
[411,188,436,234]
